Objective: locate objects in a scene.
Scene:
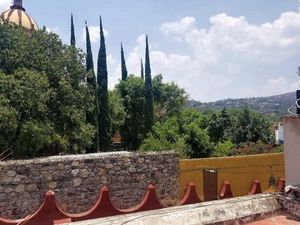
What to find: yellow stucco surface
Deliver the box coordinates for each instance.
[180,153,284,200]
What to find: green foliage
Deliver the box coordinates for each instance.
[85,23,99,153]
[121,44,128,81]
[141,109,214,158]
[109,90,125,134]
[0,97,18,150]
[141,106,273,158]
[140,116,185,157]
[70,14,76,46]
[141,136,186,158]
[141,59,144,79]
[118,76,145,151]
[207,108,272,145]
[275,144,284,153]
[85,23,95,83]
[0,23,95,158]
[0,21,275,159]
[213,140,235,157]
[181,119,214,158]
[153,75,187,122]
[117,73,187,152]
[179,108,208,130]
[97,17,111,151]
[207,108,232,143]
[0,69,50,156]
[232,108,272,144]
[144,36,154,133]
[233,141,278,155]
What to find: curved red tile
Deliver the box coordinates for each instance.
[0,218,24,225]
[248,179,262,195]
[67,186,122,222]
[219,181,233,199]
[179,182,202,205]
[121,184,163,213]
[19,191,71,225]
[277,178,285,193]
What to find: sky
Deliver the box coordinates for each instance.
[1,0,300,102]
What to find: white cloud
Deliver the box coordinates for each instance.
[154,12,300,101]
[105,10,300,101]
[46,27,60,34]
[81,26,109,44]
[262,76,299,96]
[0,0,10,12]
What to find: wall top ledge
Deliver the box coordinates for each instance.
[282,115,300,119]
[0,150,177,166]
[63,193,282,225]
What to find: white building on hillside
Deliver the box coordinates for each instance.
[275,122,284,144]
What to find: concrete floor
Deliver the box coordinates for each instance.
[247,215,300,225]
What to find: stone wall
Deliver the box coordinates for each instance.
[0,151,179,219]
[277,194,300,218]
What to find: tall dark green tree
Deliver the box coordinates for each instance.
[144,35,154,133]
[118,76,145,151]
[85,21,95,79]
[121,43,128,81]
[70,13,76,46]
[97,17,111,151]
[85,21,99,153]
[207,108,232,143]
[141,59,144,79]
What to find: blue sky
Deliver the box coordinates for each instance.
[1,0,300,101]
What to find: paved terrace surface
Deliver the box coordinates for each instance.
[63,193,283,225]
[248,215,300,225]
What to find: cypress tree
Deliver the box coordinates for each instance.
[85,21,99,153]
[141,59,144,79]
[121,43,128,81]
[85,21,95,77]
[97,16,111,151]
[144,35,154,133]
[70,13,76,46]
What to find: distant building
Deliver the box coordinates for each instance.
[274,122,284,144]
[0,0,39,31]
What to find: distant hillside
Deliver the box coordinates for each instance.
[188,92,297,118]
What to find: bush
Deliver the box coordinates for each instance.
[213,140,235,157]
[141,136,186,158]
[233,141,279,156]
[140,109,214,159]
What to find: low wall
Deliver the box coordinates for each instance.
[180,153,285,199]
[64,193,283,225]
[0,151,179,219]
[278,194,300,218]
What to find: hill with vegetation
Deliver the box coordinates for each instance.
[188,92,296,119]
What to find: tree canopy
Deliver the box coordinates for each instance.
[0,22,94,158]
[0,20,275,159]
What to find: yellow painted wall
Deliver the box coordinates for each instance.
[180,153,284,200]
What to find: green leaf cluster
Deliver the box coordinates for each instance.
[0,23,95,158]
[118,76,145,151]
[207,108,272,145]
[141,107,273,158]
[141,109,214,158]
[116,74,188,151]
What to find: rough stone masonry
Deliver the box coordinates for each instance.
[0,151,179,219]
